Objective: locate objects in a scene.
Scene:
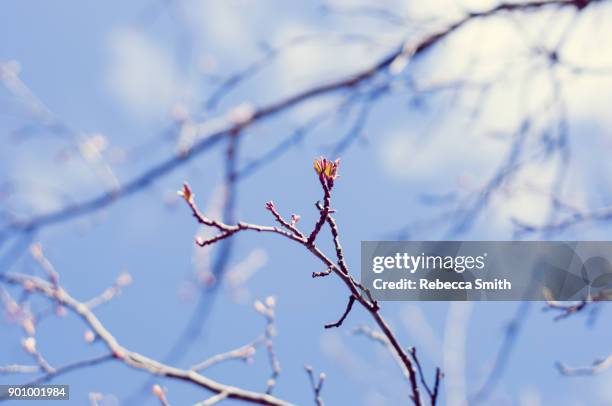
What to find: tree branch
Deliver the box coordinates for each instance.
[324,296,355,329]
[304,365,326,406]
[0,272,292,406]
[181,158,426,405]
[3,0,593,237]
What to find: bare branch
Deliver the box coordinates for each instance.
[543,288,611,321]
[29,243,59,287]
[191,343,258,373]
[513,205,612,237]
[307,159,338,245]
[194,391,229,406]
[181,159,426,405]
[2,0,590,237]
[324,296,356,329]
[21,337,54,374]
[85,273,132,309]
[304,365,326,406]
[470,302,532,404]
[557,355,612,376]
[409,347,443,406]
[265,202,304,238]
[255,297,281,395]
[23,354,114,386]
[0,272,293,406]
[312,268,332,278]
[0,364,39,374]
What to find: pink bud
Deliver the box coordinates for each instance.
[291,214,300,225]
[116,273,132,287]
[29,243,43,259]
[84,330,95,344]
[254,300,266,314]
[56,306,67,317]
[152,384,166,401]
[21,337,37,354]
[178,183,193,204]
[23,280,35,292]
[170,103,189,122]
[265,296,276,308]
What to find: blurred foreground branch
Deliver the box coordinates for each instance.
[0,272,292,406]
[2,0,596,239]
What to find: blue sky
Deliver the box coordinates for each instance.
[2,1,612,405]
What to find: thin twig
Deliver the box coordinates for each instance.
[190,341,260,372]
[324,296,355,329]
[312,268,332,278]
[23,354,114,386]
[0,364,39,374]
[556,355,612,376]
[304,365,326,406]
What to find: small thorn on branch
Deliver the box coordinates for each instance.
[315,201,335,214]
[312,268,332,278]
[324,295,355,329]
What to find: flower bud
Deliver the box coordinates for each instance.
[253,300,266,314]
[178,183,193,204]
[116,273,132,287]
[152,384,166,402]
[313,156,340,186]
[56,306,67,317]
[21,337,37,354]
[265,296,276,308]
[84,330,95,344]
[290,214,300,225]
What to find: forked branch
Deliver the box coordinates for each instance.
[0,272,292,406]
[180,157,429,405]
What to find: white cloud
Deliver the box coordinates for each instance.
[9,153,100,215]
[271,22,392,95]
[106,28,188,119]
[379,123,504,184]
[179,0,259,64]
[490,162,560,227]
